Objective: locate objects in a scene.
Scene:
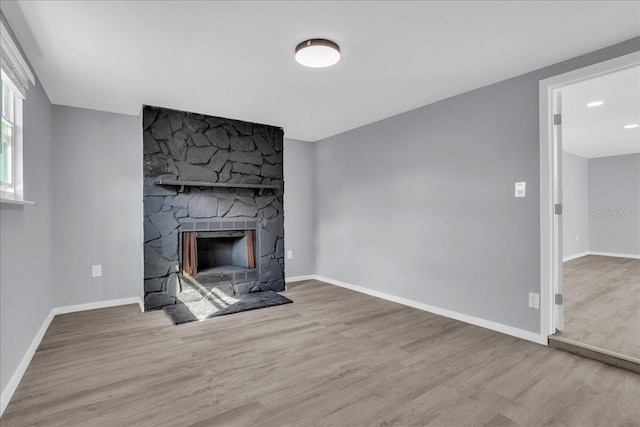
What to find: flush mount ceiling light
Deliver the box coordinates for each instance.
[295,39,340,68]
[586,101,604,107]
[623,123,639,129]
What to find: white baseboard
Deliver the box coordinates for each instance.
[53,297,143,315]
[0,309,54,416]
[315,275,548,346]
[589,251,640,260]
[563,251,590,262]
[285,275,317,283]
[0,296,144,417]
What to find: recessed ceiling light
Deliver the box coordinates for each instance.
[295,39,340,68]
[623,124,639,129]
[586,101,604,107]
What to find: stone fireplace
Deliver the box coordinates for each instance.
[142,106,285,311]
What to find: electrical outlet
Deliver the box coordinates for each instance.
[576,235,580,242]
[286,250,293,260]
[528,292,539,309]
[92,264,102,277]
[515,182,526,198]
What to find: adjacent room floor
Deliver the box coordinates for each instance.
[2,280,638,426]
[559,255,640,361]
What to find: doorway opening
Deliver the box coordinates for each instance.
[539,52,640,371]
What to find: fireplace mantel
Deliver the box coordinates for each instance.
[155,179,282,193]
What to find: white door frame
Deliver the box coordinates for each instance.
[539,51,640,337]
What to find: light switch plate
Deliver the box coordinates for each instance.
[528,292,539,309]
[515,182,526,198]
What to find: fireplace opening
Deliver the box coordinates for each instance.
[182,230,256,276]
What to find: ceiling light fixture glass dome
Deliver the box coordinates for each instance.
[295,39,340,68]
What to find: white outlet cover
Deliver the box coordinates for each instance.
[286,250,293,260]
[515,182,526,198]
[92,264,102,277]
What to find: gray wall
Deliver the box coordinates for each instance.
[589,153,640,255]
[0,14,54,397]
[52,106,143,307]
[283,138,316,278]
[315,38,640,334]
[562,151,589,258]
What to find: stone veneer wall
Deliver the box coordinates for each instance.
[142,106,284,310]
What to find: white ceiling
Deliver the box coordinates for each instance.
[3,1,640,141]
[563,66,640,159]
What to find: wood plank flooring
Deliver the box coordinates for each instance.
[2,279,639,426]
[560,255,640,360]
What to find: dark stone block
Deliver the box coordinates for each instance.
[252,134,276,155]
[262,206,277,219]
[143,131,160,154]
[275,238,285,258]
[261,163,283,179]
[205,117,225,128]
[271,200,284,215]
[208,150,230,172]
[191,133,210,147]
[144,154,169,177]
[169,116,182,132]
[143,108,159,129]
[205,128,230,149]
[232,121,253,136]
[271,279,285,292]
[144,246,172,279]
[230,151,263,165]
[230,136,255,152]
[255,196,275,209]
[144,292,176,310]
[144,197,164,216]
[263,217,284,237]
[231,173,262,184]
[218,199,234,216]
[162,231,179,258]
[224,124,239,136]
[151,117,172,140]
[213,283,235,296]
[219,163,232,182]
[163,193,193,208]
[150,210,179,236]
[144,218,161,242]
[264,153,282,165]
[166,273,180,297]
[260,229,277,256]
[227,200,258,217]
[188,194,219,218]
[234,281,255,295]
[176,161,218,181]
[236,196,256,206]
[159,141,169,155]
[232,162,261,175]
[144,278,163,292]
[186,146,216,164]
[167,158,179,176]
[183,116,207,133]
[259,257,283,282]
[166,136,187,161]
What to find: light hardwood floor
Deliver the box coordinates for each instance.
[560,255,640,360]
[2,279,639,426]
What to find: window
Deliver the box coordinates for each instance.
[0,21,35,203]
[1,78,15,192]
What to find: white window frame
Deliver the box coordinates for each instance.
[0,20,35,204]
